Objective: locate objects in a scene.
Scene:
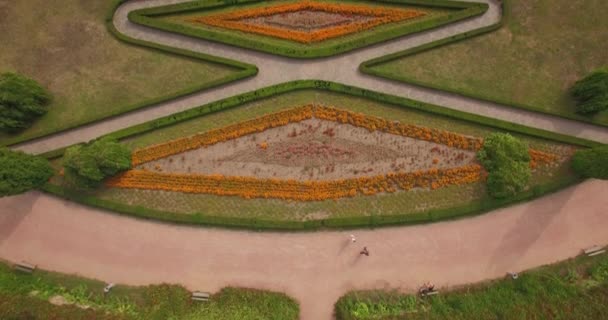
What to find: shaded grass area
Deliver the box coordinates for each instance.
[0,0,237,146]
[335,250,608,319]
[0,262,299,320]
[52,90,579,222]
[367,0,608,126]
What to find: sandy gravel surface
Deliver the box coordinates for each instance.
[1,179,607,319]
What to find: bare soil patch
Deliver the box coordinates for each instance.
[241,10,374,31]
[139,119,477,181]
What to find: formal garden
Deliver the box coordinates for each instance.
[1,0,607,319]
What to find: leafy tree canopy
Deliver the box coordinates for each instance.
[571,68,608,115]
[478,133,531,198]
[0,72,51,132]
[63,138,131,188]
[0,147,54,197]
[571,146,608,179]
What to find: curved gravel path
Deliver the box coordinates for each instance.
[12,0,608,154]
[1,180,607,319]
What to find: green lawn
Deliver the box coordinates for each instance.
[49,89,579,223]
[0,0,239,146]
[367,0,608,126]
[0,263,299,320]
[336,250,608,319]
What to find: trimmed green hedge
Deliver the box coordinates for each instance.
[40,79,600,231]
[0,0,257,147]
[128,0,489,58]
[360,0,608,128]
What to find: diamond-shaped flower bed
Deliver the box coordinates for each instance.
[129,0,489,57]
[190,1,426,43]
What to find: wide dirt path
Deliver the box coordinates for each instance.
[12,0,608,154]
[1,179,607,319]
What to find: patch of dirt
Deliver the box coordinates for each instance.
[139,118,477,181]
[241,10,374,31]
[49,295,69,306]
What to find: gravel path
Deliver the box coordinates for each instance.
[12,0,608,154]
[1,180,607,319]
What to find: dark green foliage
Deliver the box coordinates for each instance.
[0,147,53,197]
[572,68,608,114]
[477,133,531,198]
[0,72,51,132]
[336,253,608,320]
[63,138,131,188]
[571,146,608,179]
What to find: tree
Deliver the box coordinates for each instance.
[477,133,531,198]
[0,72,51,132]
[571,68,608,115]
[0,147,54,197]
[63,138,131,188]
[571,146,608,179]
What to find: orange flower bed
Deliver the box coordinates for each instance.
[107,165,483,201]
[190,1,426,43]
[131,105,483,166]
[529,149,559,169]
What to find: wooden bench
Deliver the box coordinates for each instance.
[191,291,210,302]
[14,262,36,274]
[584,246,606,257]
[420,290,439,297]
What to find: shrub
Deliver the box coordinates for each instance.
[0,147,54,197]
[571,146,608,179]
[0,72,51,132]
[571,68,608,114]
[63,138,131,188]
[477,133,531,198]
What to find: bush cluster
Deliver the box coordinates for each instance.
[477,133,531,198]
[571,146,608,179]
[571,68,608,115]
[0,72,51,132]
[62,138,131,188]
[0,147,54,197]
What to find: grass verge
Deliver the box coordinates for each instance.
[335,247,608,319]
[0,0,256,147]
[0,261,298,320]
[361,0,608,127]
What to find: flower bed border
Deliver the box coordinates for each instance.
[40,80,602,231]
[192,1,426,44]
[128,0,489,58]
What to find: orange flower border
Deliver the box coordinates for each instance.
[107,165,483,201]
[130,105,483,166]
[190,1,426,43]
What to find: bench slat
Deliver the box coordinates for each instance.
[588,250,606,257]
[14,263,36,273]
[584,246,603,255]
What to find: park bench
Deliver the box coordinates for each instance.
[191,291,210,302]
[584,246,606,257]
[420,290,439,297]
[13,262,36,274]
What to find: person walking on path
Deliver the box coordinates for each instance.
[350,234,356,243]
[360,247,369,256]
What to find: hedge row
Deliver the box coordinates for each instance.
[360,0,608,128]
[128,0,489,58]
[42,174,581,231]
[41,79,598,231]
[0,0,257,148]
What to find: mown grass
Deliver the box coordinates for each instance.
[58,89,579,222]
[0,262,299,320]
[335,250,608,320]
[369,0,608,126]
[0,0,236,145]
